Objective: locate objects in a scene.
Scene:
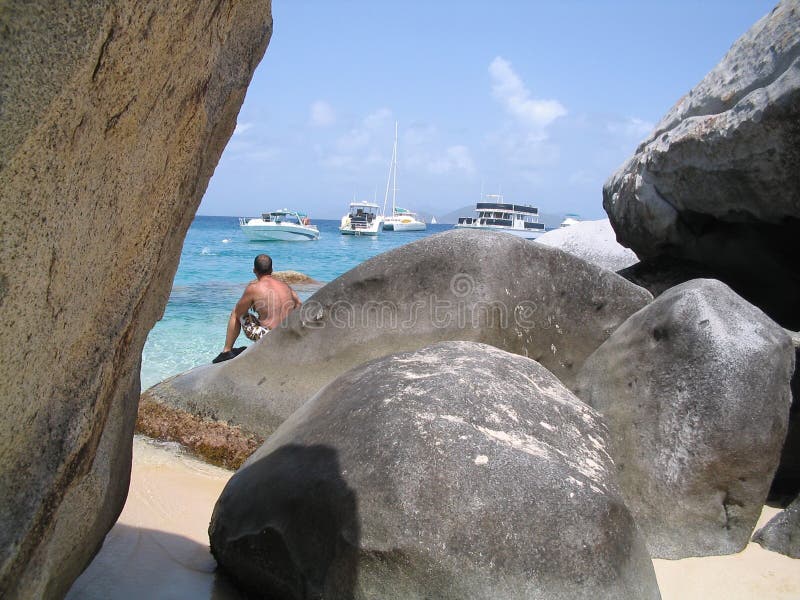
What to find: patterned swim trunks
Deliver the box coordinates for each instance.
[240,313,269,341]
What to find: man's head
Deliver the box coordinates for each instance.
[254,254,273,276]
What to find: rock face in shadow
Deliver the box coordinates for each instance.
[0,3,271,598]
[575,279,794,559]
[146,229,652,438]
[603,1,800,329]
[536,219,639,272]
[771,333,800,501]
[752,494,800,558]
[210,342,661,600]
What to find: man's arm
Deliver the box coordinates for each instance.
[290,287,302,309]
[222,288,253,352]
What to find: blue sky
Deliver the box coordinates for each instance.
[199,0,777,220]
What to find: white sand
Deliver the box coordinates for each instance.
[66,436,239,599]
[653,506,800,599]
[68,436,799,599]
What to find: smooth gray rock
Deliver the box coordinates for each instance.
[209,341,661,600]
[0,3,271,598]
[536,219,639,272]
[752,494,800,558]
[575,279,794,559]
[145,229,652,438]
[603,0,800,329]
[771,331,800,501]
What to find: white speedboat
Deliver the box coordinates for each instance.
[559,213,581,228]
[455,194,546,240]
[239,209,320,241]
[340,202,383,235]
[381,122,426,232]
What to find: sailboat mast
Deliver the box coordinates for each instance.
[381,126,396,217]
[391,121,398,215]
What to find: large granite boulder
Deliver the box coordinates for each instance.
[536,219,639,272]
[146,229,652,437]
[752,494,800,558]
[0,3,271,598]
[209,341,661,600]
[575,279,794,558]
[603,0,800,329]
[771,330,800,501]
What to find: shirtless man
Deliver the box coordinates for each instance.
[212,254,301,363]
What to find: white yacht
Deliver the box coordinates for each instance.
[455,194,546,240]
[381,122,426,232]
[340,202,383,236]
[239,209,320,241]
[560,213,581,228]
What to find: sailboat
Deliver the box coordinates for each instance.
[431,216,438,224]
[382,122,426,232]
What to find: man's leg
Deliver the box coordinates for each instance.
[223,310,242,352]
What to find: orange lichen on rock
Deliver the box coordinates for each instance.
[136,393,263,470]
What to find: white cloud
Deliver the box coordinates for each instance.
[310,100,336,127]
[402,124,476,177]
[428,145,476,175]
[224,138,280,162]
[319,108,394,172]
[233,122,254,136]
[486,57,566,174]
[606,116,653,138]
[489,57,566,129]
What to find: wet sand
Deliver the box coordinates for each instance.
[69,436,799,599]
[66,436,241,599]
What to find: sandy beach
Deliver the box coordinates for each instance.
[68,436,800,599]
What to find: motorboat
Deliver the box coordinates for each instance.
[340,201,383,235]
[559,213,581,228]
[239,209,320,241]
[381,122,426,232]
[455,194,546,239]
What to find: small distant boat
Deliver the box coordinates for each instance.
[430,216,438,224]
[560,213,581,228]
[340,202,383,236]
[239,209,320,241]
[381,122,426,232]
[455,194,546,240]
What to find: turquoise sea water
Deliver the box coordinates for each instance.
[140,216,452,388]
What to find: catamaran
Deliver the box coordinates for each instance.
[455,194,546,240]
[381,122,426,232]
[239,209,320,241]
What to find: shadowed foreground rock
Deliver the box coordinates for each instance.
[752,494,800,558]
[576,279,794,558]
[146,229,652,438]
[210,342,661,600]
[771,330,800,501]
[603,0,800,329]
[0,2,271,598]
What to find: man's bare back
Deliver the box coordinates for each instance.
[215,254,302,361]
[244,276,301,330]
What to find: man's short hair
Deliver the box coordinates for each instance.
[254,254,273,276]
